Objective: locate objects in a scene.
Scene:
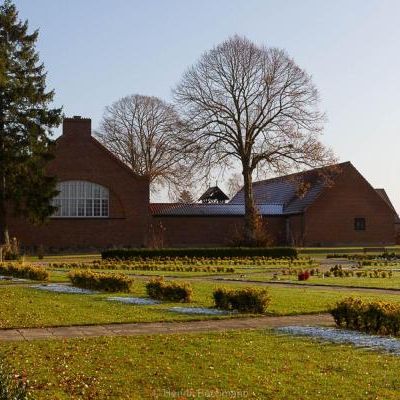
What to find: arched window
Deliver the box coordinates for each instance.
[52,181,109,217]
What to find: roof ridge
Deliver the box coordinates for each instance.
[252,161,349,186]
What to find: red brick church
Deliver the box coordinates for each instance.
[8,117,399,250]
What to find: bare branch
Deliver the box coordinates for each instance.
[173,35,336,244]
[95,94,195,194]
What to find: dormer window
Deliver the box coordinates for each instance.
[52,181,109,218]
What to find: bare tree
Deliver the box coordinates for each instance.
[96,95,191,193]
[226,173,243,198]
[174,35,335,245]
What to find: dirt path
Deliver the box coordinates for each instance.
[0,313,333,342]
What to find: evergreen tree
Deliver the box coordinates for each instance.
[176,190,195,203]
[0,0,62,245]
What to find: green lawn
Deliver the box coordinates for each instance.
[244,273,400,289]
[2,330,400,399]
[46,268,258,281]
[1,281,400,328]
[298,245,400,257]
[24,253,101,263]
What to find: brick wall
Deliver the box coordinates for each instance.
[287,214,304,246]
[7,118,397,250]
[9,117,150,251]
[303,163,396,246]
[151,215,286,247]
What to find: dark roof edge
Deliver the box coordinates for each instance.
[251,161,352,187]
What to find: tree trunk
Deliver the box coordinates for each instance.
[0,197,9,246]
[0,169,9,246]
[242,167,258,246]
[0,89,7,247]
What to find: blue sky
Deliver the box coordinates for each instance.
[13,0,400,208]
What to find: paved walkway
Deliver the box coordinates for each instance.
[0,313,333,342]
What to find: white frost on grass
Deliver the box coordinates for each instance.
[107,297,160,305]
[0,275,27,282]
[276,326,400,355]
[169,307,229,315]
[31,284,98,294]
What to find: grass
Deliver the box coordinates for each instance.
[1,281,400,328]
[291,275,400,289]
[47,267,249,280]
[245,272,400,289]
[24,253,101,263]
[298,245,400,257]
[2,330,400,399]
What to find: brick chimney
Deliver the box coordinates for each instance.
[62,116,91,137]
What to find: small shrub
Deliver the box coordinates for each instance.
[68,269,133,292]
[37,245,45,260]
[298,270,310,281]
[146,278,192,302]
[213,287,270,313]
[1,238,21,261]
[0,263,48,281]
[213,288,231,310]
[330,297,400,336]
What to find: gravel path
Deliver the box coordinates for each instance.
[0,313,333,342]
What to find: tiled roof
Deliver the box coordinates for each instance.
[151,203,284,216]
[150,162,399,219]
[230,162,346,214]
[198,186,229,202]
[149,203,183,215]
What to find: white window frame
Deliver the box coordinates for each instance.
[52,181,109,218]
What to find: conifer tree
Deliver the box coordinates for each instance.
[0,0,62,245]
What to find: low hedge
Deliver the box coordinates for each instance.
[213,287,271,314]
[146,278,192,302]
[0,263,48,281]
[330,297,400,336]
[102,247,298,260]
[50,262,236,274]
[68,269,133,292]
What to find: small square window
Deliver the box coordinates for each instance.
[354,218,366,231]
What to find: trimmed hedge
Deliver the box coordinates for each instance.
[0,263,48,281]
[213,287,271,314]
[330,297,400,336]
[68,269,133,292]
[102,247,298,260]
[50,261,236,274]
[146,278,193,302]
